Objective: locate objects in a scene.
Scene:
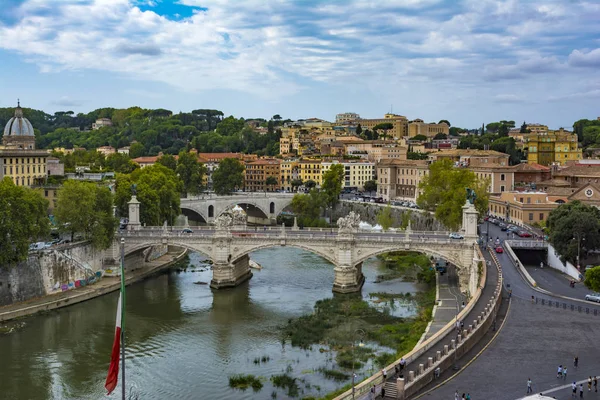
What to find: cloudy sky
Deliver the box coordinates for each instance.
[0,0,599,128]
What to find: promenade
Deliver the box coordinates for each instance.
[0,248,187,323]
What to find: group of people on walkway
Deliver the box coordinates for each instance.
[454,390,471,400]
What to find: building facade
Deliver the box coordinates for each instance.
[298,160,323,186]
[322,160,375,190]
[408,119,450,138]
[356,114,409,139]
[488,191,559,227]
[335,112,360,123]
[92,118,113,130]
[244,159,281,192]
[376,159,429,201]
[0,102,49,186]
[526,128,582,166]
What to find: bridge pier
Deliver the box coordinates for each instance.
[210,254,253,289]
[332,262,365,293]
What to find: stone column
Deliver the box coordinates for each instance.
[395,377,405,400]
[332,233,364,293]
[127,196,141,231]
[210,229,252,289]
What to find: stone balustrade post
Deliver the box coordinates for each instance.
[444,345,449,355]
[418,364,424,375]
[462,329,468,337]
[427,357,433,368]
[396,377,405,400]
[436,351,441,362]
[451,339,456,349]
[409,371,415,382]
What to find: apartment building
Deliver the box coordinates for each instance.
[280,160,299,191]
[322,160,375,190]
[244,159,281,192]
[298,159,323,186]
[526,128,582,166]
[488,191,558,226]
[376,159,429,201]
[336,112,360,123]
[345,140,408,162]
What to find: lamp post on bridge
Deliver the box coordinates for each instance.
[351,328,366,400]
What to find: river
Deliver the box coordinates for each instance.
[0,248,426,400]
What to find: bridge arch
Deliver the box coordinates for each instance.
[180,206,209,225]
[353,244,468,270]
[231,242,337,266]
[217,201,271,220]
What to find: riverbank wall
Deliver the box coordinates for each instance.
[332,201,446,231]
[0,246,187,323]
[0,241,106,307]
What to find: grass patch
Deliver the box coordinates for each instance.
[271,373,300,397]
[318,368,350,382]
[229,374,263,392]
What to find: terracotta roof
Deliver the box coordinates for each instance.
[554,164,600,177]
[132,156,159,163]
[198,152,242,160]
[431,149,508,157]
[513,163,550,172]
[545,186,577,196]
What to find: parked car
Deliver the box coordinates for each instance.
[449,232,464,240]
[495,246,504,253]
[501,225,508,231]
[517,231,532,238]
[182,228,193,234]
[483,216,489,221]
[498,222,506,229]
[507,225,519,232]
[585,293,600,303]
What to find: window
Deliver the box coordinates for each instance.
[529,213,533,221]
[500,174,505,181]
[539,213,544,221]
[527,197,531,204]
[500,185,505,192]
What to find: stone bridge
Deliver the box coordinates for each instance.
[110,198,481,295]
[179,193,294,224]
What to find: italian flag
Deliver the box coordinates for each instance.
[105,291,123,394]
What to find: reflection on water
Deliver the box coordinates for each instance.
[0,248,423,400]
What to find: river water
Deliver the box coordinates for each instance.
[0,248,425,400]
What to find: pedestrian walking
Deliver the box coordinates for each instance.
[531,295,535,303]
[527,378,532,394]
[466,394,471,400]
[563,367,568,379]
[557,365,563,378]
[455,390,459,400]
[370,384,375,400]
[573,382,577,396]
[381,386,385,399]
[394,364,399,376]
[575,356,579,368]
[588,377,592,391]
[461,394,466,400]
[594,376,597,392]
[400,358,406,371]
[580,383,584,398]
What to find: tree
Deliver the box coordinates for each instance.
[114,164,181,226]
[547,201,600,265]
[410,135,428,141]
[377,205,393,231]
[129,142,145,158]
[0,178,49,265]
[157,154,177,171]
[438,120,451,127]
[105,153,138,174]
[291,189,326,226]
[356,124,362,136]
[291,179,303,192]
[408,152,429,160]
[305,180,317,189]
[266,176,278,191]
[373,122,394,140]
[321,164,344,207]
[433,133,447,140]
[176,150,207,196]
[55,180,117,247]
[520,121,529,133]
[417,160,490,230]
[212,158,245,195]
[584,266,600,293]
[363,180,377,195]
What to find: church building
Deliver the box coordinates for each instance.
[0,102,49,186]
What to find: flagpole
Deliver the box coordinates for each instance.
[120,237,126,400]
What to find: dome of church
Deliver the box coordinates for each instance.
[4,101,35,137]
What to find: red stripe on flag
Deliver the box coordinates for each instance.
[105,293,122,394]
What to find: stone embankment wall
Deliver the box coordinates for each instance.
[0,241,105,306]
[333,201,446,231]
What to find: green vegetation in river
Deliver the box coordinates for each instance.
[228,374,264,391]
[283,252,437,397]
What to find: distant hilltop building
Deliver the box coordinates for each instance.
[92,118,113,130]
[335,112,360,123]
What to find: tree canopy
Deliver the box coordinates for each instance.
[114,164,181,226]
[212,158,245,195]
[417,160,490,230]
[176,150,207,196]
[377,205,394,231]
[321,164,345,207]
[410,135,427,141]
[0,178,50,265]
[584,266,600,293]
[547,201,600,265]
[363,180,377,194]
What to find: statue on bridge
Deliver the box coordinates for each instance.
[214,207,247,229]
[466,188,477,205]
[214,213,233,229]
[131,183,137,197]
[337,211,361,233]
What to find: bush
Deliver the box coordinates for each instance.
[229,374,263,392]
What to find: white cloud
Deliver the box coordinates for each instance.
[568,48,600,68]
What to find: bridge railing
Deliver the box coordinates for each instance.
[180,192,295,200]
[505,239,547,249]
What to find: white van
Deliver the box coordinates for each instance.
[29,242,47,251]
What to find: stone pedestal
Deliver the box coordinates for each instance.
[461,200,479,238]
[210,254,253,289]
[395,377,405,400]
[127,196,141,231]
[332,263,365,293]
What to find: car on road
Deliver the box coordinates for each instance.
[483,216,489,221]
[517,231,532,238]
[181,228,193,234]
[495,246,504,253]
[585,293,600,303]
[449,232,464,240]
[507,225,519,232]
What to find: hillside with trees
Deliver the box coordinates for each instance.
[0,107,282,157]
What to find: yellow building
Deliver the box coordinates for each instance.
[408,119,450,138]
[298,159,323,186]
[526,128,581,166]
[488,191,559,227]
[0,102,48,186]
[280,160,299,191]
[357,114,409,139]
